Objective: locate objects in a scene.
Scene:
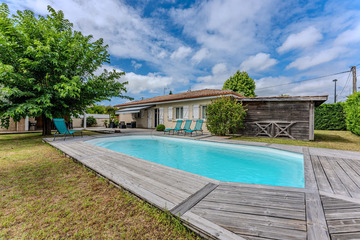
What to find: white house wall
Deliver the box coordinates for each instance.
[118,98,213,131]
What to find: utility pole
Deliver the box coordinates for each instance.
[333,79,337,103]
[351,66,357,93]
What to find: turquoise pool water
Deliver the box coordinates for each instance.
[87,135,304,188]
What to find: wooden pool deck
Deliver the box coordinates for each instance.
[44,131,360,240]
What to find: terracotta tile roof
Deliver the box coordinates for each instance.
[114,89,244,108]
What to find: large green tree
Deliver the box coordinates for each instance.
[0,4,130,135]
[223,70,256,97]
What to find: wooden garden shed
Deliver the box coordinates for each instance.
[238,95,328,141]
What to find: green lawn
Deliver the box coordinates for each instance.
[0,133,200,239]
[231,130,360,152]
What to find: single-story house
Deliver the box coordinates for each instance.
[115,89,243,133]
[115,89,328,140]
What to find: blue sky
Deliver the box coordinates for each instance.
[5,0,360,105]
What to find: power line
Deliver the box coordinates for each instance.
[256,70,350,90]
[337,71,352,99]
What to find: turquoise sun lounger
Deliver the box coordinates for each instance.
[184,119,203,136]
[173,119,192,134]
[53,118,82,141]
[164,120,183,134]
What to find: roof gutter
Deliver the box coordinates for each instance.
[116,94,239,109]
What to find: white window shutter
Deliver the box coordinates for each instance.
[141,110,144,118]
[183,106,189,120]
[193,105,199,120]
[147,110,152,128]
[168,107,173,120]
[159,108,164,124]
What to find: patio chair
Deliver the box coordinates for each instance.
[164,120,183,134]
[53,118,83,141]
[184,119,204,136]
[173,120,192,135]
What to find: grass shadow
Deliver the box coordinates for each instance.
[314,133,352,143]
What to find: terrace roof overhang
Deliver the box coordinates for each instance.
[115,105,155,114]
[237,95,328,107]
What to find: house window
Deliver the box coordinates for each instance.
[175,107,183,119]
[202,106,207,119]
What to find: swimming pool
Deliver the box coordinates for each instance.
[87,135,304,188]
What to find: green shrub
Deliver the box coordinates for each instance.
[86,116,97,127]
[206,96,247,136]
[314,103,346,130]
[156,124,165,131]
[344,92,360,135]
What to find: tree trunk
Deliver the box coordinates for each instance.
[42,114,52,136]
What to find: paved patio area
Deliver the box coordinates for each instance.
[44,129,360,240]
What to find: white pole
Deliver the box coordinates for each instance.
[84,113,87,129]
[25,116,29,131]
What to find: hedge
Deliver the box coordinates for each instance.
[314,103,346,130]
[344,92,360,136]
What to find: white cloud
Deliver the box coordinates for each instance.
[157,51,167,59]
[11,0,182,67]
[240,53,278,72]
[255,76,330,98]
[212,63,227,75]
[96,65,173,95]
[191,48,209,64]
[255,76,292,96]
[193,63,230,90]
[131,60,142,70]
[286,47,345,70]
[334,23,360,46]
[123,72,173,94]
[170,0,274,55]
[170,46,192,60]
[277,27,322,54]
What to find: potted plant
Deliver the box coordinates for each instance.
[109,116,115,128]
[114,118,119,128]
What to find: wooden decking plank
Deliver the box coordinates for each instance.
[71,156,176,210]
[305,191,330,240]
[320,191,360,205]
[336,159,360,189]
[180,211,246,240]
[216,184,305,198]
[100,154,200,190]
[101,153,212,194]
[170,183,218,216]
[218,182,307,195]
[310,156,333,193]
[89,156,194,204]
[330,232,360,240]
[326,157,360,198]
[322,203,360,210]
[224,223,306,240]
[203,192,305,209]
[328,223,360,234]
[194,200,305,220]
[325,210,360,220]
[303,148,318,191]
[327,218,360,225]
[101,150,214,185]
[191,208,307,231]
[79,156,187,205]
[318,156,350,196]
